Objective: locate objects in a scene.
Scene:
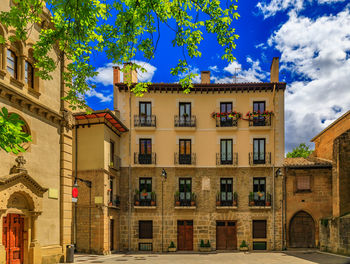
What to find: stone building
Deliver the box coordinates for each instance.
[112,58,286,252]
[283,110,350,254]
[72,110,128,254]
[0,1,73,264]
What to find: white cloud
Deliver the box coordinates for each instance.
[91,61,157,86]
[85,89,112,103]
[268,7,350,151]
[257,0,346,18]
[178,66,201,83]
[209,65,219,72]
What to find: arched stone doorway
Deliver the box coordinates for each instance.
[289,211,315,248]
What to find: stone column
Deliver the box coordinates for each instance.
[29,212,42,264]
[0,210,6,264]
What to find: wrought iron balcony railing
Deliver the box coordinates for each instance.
[248,115,271,127]
[215,116,238,127]
[249,152,271,165]
[174,153,196,165]
[109,195,120,207]
[134,153,156,165]
[174,115,196,127]
[134,192,157,206]
[109,155,121,170]
[216,153,238,166]
[249,192,272,207]
[216,192,238,207]
[134,115,156,127]
[174,192,196,207]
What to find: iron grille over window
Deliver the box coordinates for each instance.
[139,221,153,239]
[296,175,311,191]
[253,220,267,239]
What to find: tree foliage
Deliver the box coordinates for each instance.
[286,143,313,158]
[0,0,240,109]
[0,107,32,154]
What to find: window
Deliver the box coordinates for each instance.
[296,175,311,191]
[253,101,266,126]
[139,178,152,205]
[253,178,266,206]
[179,178,192,205]
[220,102,232,126]
[253,138,265,164]
[220,178,233,206]
[179,139,191,164]
[179,102,191,126]
[139,139,152,164]
[139,221,153,239]
[7,50,17,78]
[220,139,233,164]
[109,179,114,203]
[110,140,115,165]
[25,61,34,88]
[253,220,267,239]
[139,102,152,126]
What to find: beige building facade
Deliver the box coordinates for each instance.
[0,1,73,263]
[110,58,286,252]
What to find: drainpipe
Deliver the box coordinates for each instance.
[272,84,276,250]
[128,85,132,251]
[74,126,78,248]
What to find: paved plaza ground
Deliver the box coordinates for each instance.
[68,251,350,264]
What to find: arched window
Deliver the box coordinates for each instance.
[7,49,17,78]
[25,61,34,88]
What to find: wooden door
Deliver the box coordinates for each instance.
[3,214,24,264]
[216,221,237,250]
[110,219,114,251]
[289,211,315,248]
[177,220,193,251]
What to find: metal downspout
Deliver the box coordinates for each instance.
[128,87,132,251]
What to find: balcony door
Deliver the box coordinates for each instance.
[179,178,192,206]
[220,139,233,164]
[253,178,266,206]
[253,138,265,164]
[139,178,152,205]
[139,139,152,164]
[139,102,152,126]
[253,101,266,126]
[220,178,233,206]
[179,139,191,164]
[179,102,191,125]
[220,102,232,126]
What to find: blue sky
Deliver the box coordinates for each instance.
[87,0,350,153]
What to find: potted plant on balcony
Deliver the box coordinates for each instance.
[134,189,140,206]
[239,240,248,251]
[114,196,120,207]
[182,112,189,118]
[249,192,255,206]
[233,192,238,206]
[168,241,176,252]
[199,240,211,252]
[141,189,148,197]
[191,193,196,206]
[265,192,271,206]
[151,191,156,206]
[175,191,180,206]
[216,192,221,206]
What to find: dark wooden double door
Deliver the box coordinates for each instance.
[2,214,24,264]
[289,211,315,248]
[216,221,237,250]
[177,220,193,251]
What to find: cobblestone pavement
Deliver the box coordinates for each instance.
[67,251,350,264]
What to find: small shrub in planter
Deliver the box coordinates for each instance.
[239,240,248,251]
[199,240,211,252]
[168,241,176,252]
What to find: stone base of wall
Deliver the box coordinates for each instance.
[320,214,350,256]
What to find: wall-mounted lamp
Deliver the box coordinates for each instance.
[275,168,282,177]
[161,168,167,180]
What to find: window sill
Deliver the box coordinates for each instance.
[174,126,196,131]
[249,206,271,210]
[216,163,238,167]
[216,126,238,131]
[134,206,157,209]
[0,69,6,78]
[10,77,24,89]
[174,206,196,210]
[216,206,238,210]
[249,126,271,130]
[134,126,156,131]
[28,88,41,98]
[107,205,120,209]
[295,189,312,193]
[133,163,156,167]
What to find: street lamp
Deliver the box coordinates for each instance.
[161,168,167,252]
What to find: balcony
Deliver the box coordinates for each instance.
[249,152,271,166]
[248,115,271,129]
[216,192,238,209]
[174,153,196,166]
[134,153,156,165]
[134,191,157,208]
[134,114,156,129]
[216,153,238,166]
[109,155,121,170]
[249,192,272,209]
[215,116,238,128]
[174,192,196,208]
[108,195,120,208]
[174,115,196,129]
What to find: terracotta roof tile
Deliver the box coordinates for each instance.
[283,157,332,168]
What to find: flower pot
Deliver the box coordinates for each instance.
[175,201,180,206]
[135,201,140,206]
[239,246,248,251]
[108,202,112,206]
[168,247,177,252]
[151,201,156,206]
[233,201,237,206]
[249,201,255,206]
[216,201,221,206]
[199,247,211,252]
[191,201,196,206]
[265,202,271,206]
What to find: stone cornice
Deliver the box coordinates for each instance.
[0,81,63,125]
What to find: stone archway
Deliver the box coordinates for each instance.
[289,211,315,248]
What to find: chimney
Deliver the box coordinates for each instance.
[123,62,138,83]
[270,57,279,82]
[113,66,121,84]
[201,71,210,84]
